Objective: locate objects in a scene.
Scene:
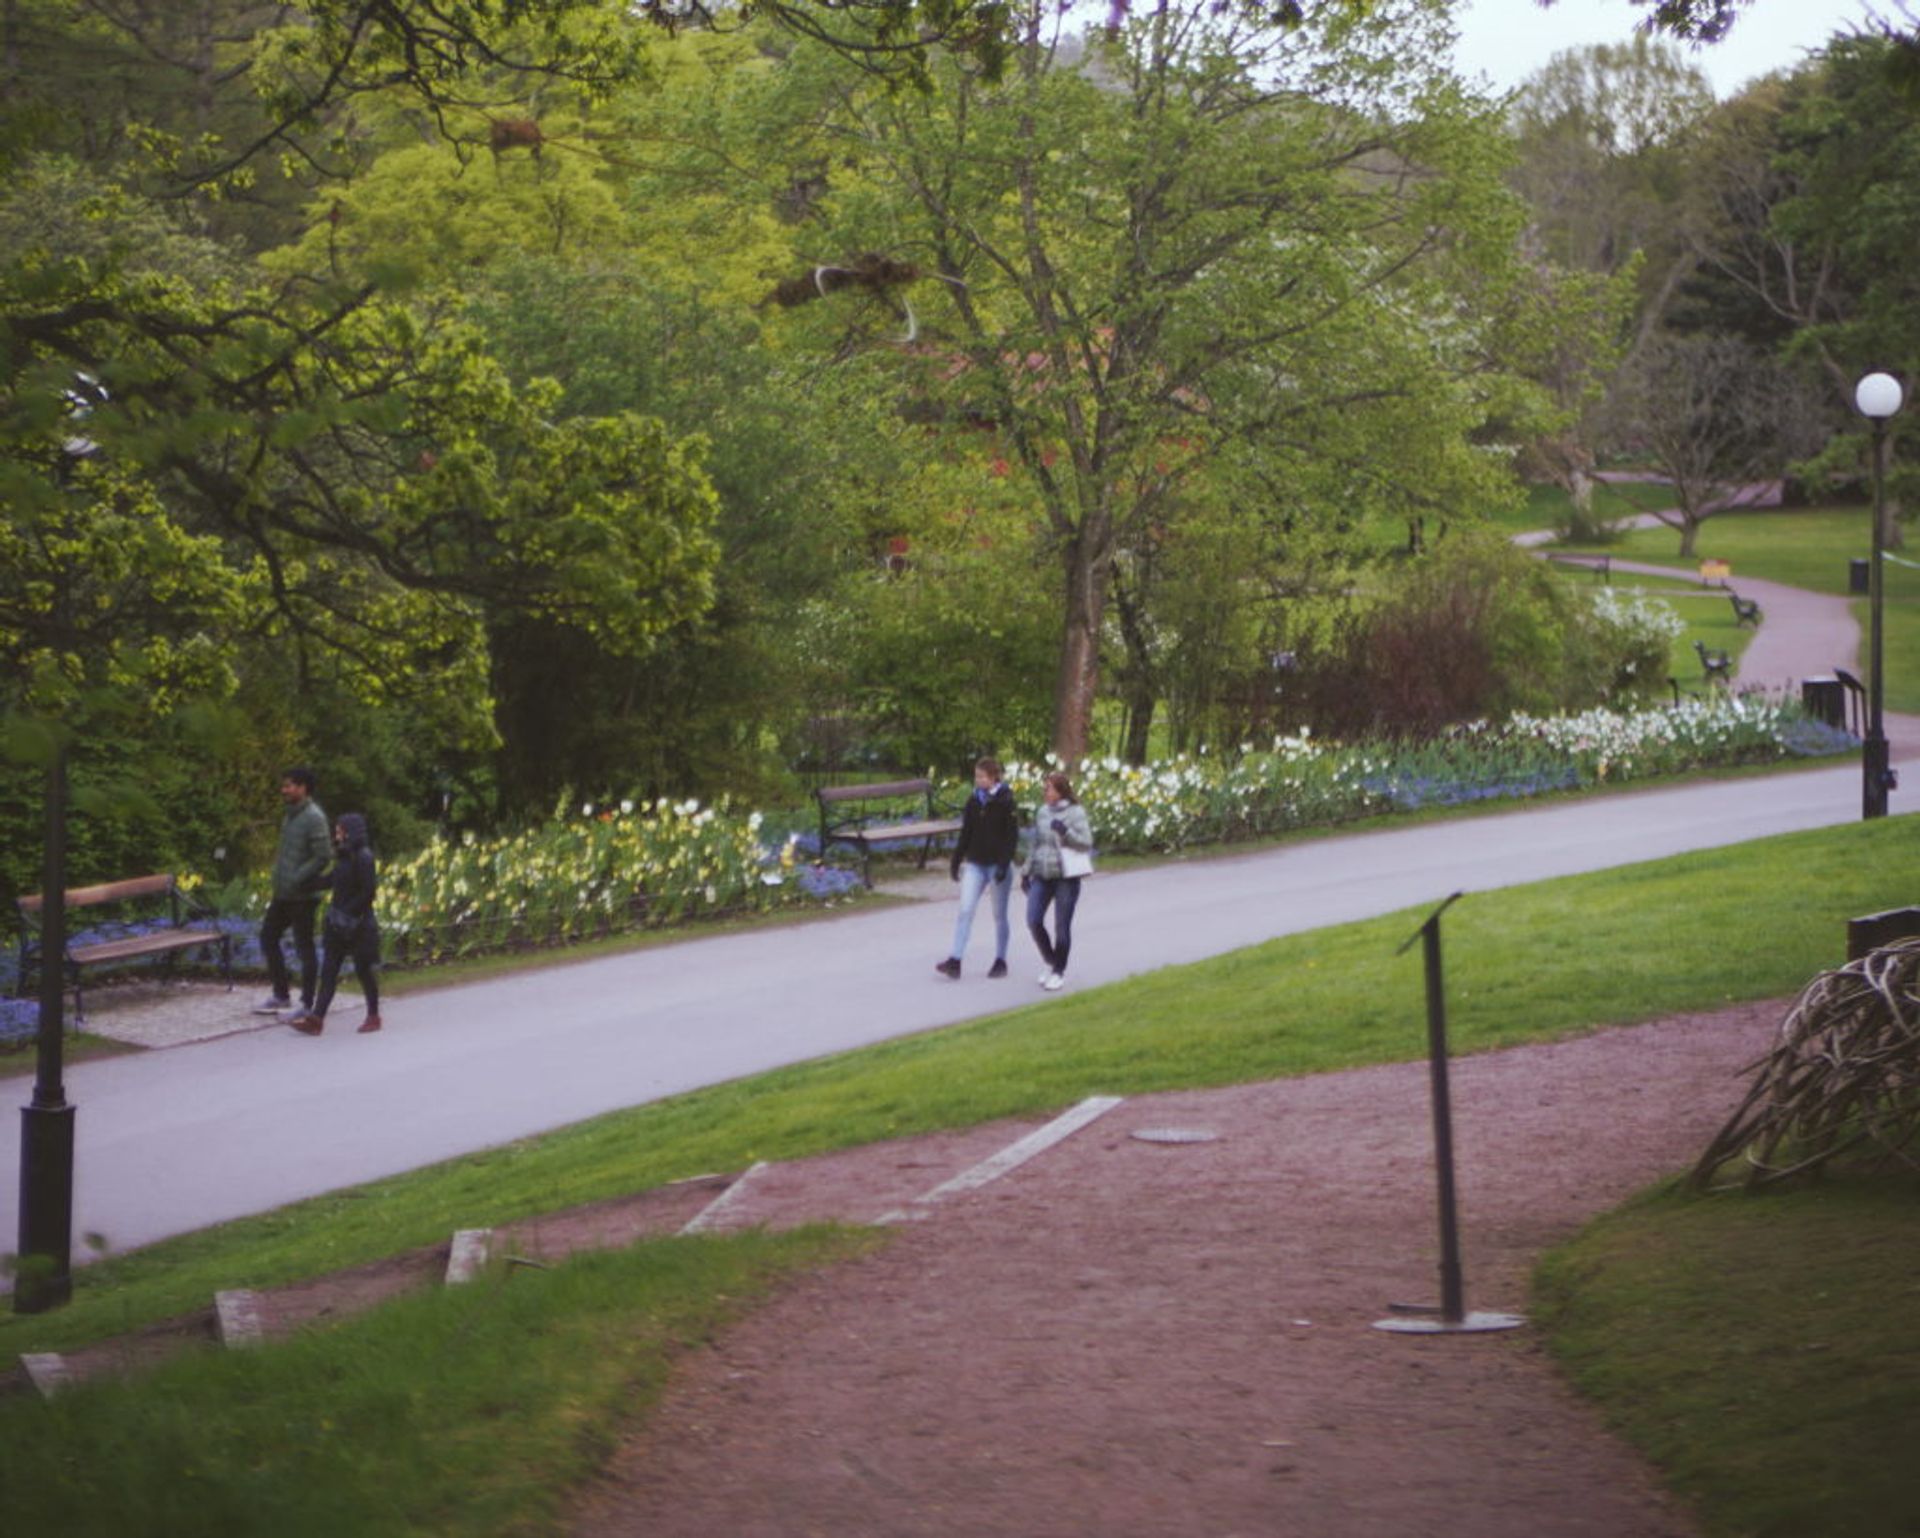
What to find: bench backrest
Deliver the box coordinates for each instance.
[18,873,177,915]
[817,778,934,805]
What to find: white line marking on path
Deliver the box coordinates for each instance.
[875,1094,1126,1225]
[680,1160,771,1234]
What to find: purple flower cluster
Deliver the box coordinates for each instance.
[1,994,36,1045]
[1366,765,1583,811]
[1778,717,1859,757]
[793,864,865,900]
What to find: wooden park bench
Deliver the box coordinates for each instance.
[15,874,233,1023]
[816,778,964,890]
[1728,591,1762,628]
[1694,639,1732,686]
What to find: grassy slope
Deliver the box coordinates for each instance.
[1537,1174,1920,1538]
[0,1226,879,1538]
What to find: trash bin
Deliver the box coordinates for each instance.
[1801,675,1845,729]
[1849,558,1869,594]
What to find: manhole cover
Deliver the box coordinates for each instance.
[1129,1128,1219,1144]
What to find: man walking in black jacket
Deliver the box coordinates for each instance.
[253,767,330,1016]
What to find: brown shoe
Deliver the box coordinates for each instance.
[357,1014,383,1034]
[288,1014,324,1036]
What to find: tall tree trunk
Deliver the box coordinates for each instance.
[1112,564,1157,764]
[1122,691,1155,764]
[1051,536,1108,765]
[1568,466,1593,522]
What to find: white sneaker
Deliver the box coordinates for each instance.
[1037,968,1054,986]
[1042,972,1064,991]
[252,995,291,1014]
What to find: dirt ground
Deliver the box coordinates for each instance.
[557,1001,1787,1537]
[8,999,1784,1535]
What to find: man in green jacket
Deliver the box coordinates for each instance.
[253,766,331,1015]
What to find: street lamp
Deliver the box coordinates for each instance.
[1854,371,1904,819]
[14,379,102,1314]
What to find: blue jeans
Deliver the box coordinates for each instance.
[950,861,1011,963]
[1026,876,1081,975]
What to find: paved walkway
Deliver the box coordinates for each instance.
[3,542,1914,1263]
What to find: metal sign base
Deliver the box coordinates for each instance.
[1373,1305,1525,1335]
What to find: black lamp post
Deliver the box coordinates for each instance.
[15,733,74,1313]
[1854,371,1904,820]
[14,398,97,1314]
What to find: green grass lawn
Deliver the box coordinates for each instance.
[0,1224,880,1538]
[1500,477,1679,538]
[1562,504,1889,593]
[1537,1171,1920,1538]
[5,814,1917,1535]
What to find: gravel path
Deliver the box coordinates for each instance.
[562,1001,1784,1537]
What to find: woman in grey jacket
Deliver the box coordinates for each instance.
[1021,770,1094,991]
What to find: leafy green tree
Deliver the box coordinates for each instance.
[1682,37,1919,538]
[1503,38,1712,519]
[1,157,722,843]
[1507,36,1710,330]
[779,0,1539,761]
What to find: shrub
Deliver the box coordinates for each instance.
[1293,535,1684,737]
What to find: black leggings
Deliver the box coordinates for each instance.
[312,922,381,1019]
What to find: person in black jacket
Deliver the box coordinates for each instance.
[936,756,1018,980]
[288,812,383,1036]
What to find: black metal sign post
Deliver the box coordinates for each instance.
[1374,892,1523,1336]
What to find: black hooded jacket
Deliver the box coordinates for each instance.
[324,812,379,939]
[950,780,1018,876]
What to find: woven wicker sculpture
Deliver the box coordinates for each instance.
[1690,937,1920,1189]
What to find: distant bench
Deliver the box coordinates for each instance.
[15,873,232,1023]
[1728,591,1761,628]
[816,779,963,890]
[1694,639,1732,685]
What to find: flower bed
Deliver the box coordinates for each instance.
[374,799,861,966]
[988,695,1851,855]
